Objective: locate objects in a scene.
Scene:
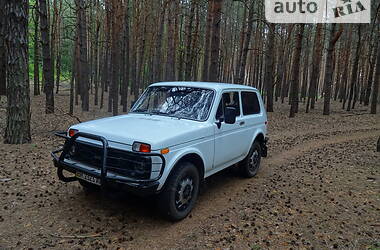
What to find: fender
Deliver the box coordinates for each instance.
[158,147,207,190]
[244,129,266,158]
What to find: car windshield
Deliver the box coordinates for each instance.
[130,86,215,121]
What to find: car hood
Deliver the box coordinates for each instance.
[70,113,212,150]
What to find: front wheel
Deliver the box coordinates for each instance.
[239,141,262,178]
[157,162,200,221]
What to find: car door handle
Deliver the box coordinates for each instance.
[239,121,245,126]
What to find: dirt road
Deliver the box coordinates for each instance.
[0,95,379,249]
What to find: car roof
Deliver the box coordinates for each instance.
[149,81,258,92]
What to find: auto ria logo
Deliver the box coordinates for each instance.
[265,0,371,23]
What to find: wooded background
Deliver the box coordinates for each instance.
[0,0,379,144]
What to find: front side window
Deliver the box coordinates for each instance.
[241,91,260,115]
[215,92,241,120]
[131,86,214,121]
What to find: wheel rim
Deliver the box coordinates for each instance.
[248,149,260,173]
[175,177,194,211]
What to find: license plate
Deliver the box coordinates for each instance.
[76,172,101,186]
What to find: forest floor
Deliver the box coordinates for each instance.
[0,90,379,249]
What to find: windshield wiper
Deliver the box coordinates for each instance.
[132,109,148,113]
[149,110,169,116]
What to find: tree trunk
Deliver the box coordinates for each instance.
[0,0,7,97]
[54,0,62,94]
[364,41,378,106]
[323,24,343,115]
[371,27,380,114]
[76,0,90,111]
[94,3,101,106]
[208,0,223,82]
[153,2,165,82]
[234,5,247,81]
[165,0,176,81]
[100,2,111,109]
[306,24,322,112]
[347,25,361,112]
[110,0,123,116]
[289,24,304,118]
[122,0,130,112]
[202,0,213,81]
[33,2,40,96]
[130,0,138,99]
[265,23,276,112]
[3,0,31,144]
[236,0,255,85]
[137,11,147,96]
[40,0,55,114]
[69,37,77,116]
[185,0,196,80]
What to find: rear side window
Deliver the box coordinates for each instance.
[241,91,261,115]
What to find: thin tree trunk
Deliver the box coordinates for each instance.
[122,0,130,112]
[202,0,213,81]
[54,0,62,94]
[347,25,361,112]
[364,41,378,106]
[289,24,304,118]
[208,0,223,82]
[33,2,40,96]
[3,0,31,144]
[165,0,176,81]
[323,24,343,115]
[76,0,90,111]
[69,38,77,116]
[185,0,196,80]
[265,23,276,112]
[94,9,100,106]
[236,0,255,85]
[130,0,138,99]
[153,2,165,82]
[110,0,123,116]
[235,6,247,81]
[39,0,55,114]
[370,27,380,114]
[0,0,5,97]
[306,24,322,112]
[100,3,111,109]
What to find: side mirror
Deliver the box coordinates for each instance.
[224,107,236,124]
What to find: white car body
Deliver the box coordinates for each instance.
[68,82,268,190]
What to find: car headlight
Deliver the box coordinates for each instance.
[132,142,151,153]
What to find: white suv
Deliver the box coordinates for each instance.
[52,82,268,221]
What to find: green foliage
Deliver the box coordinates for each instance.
[27,0,76,83]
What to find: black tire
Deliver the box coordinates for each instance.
[239,141,262,178]
[157,162,200,221]
[78,180,100,192]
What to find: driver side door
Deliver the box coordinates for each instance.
[213,91,245,168]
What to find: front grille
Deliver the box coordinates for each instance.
[66,141,152,180]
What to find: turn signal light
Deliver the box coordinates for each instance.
[160,148,170,154]
[132,142,151,153]
[68,129,78,137]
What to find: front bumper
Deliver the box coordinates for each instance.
[51,132,165,196]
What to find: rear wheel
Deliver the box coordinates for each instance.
[239,141,262,178]
[157,162,200,221]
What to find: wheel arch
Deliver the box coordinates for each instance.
[158,150,206,191]
[244,130,266,157]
